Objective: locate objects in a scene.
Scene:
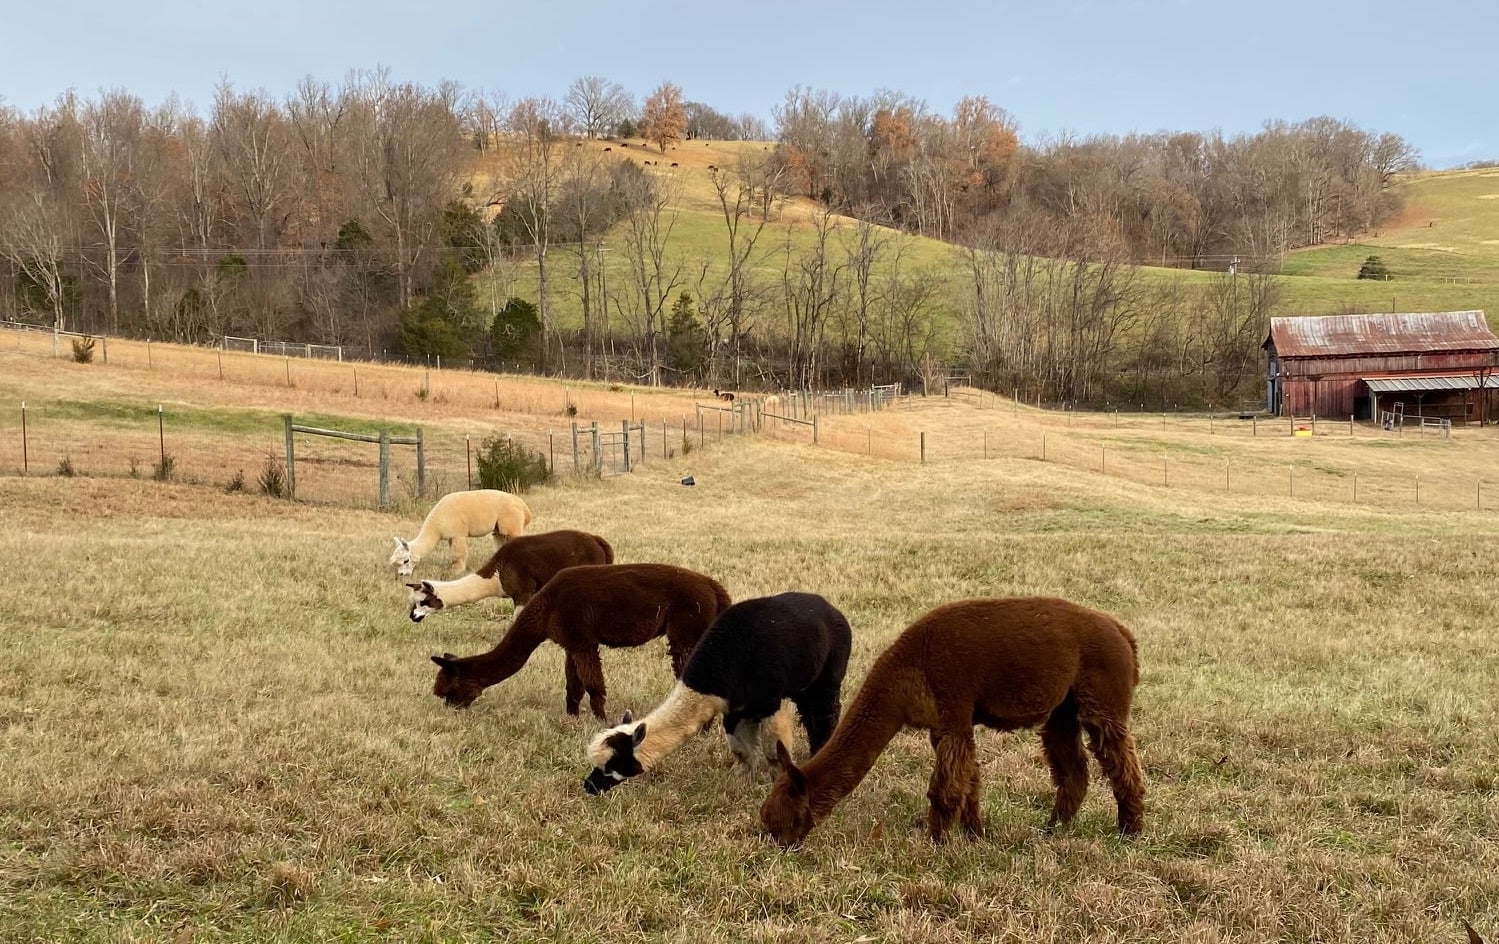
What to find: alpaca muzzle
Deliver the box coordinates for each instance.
[583,767,626,795]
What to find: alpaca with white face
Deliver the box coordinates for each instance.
[406,529,614,622]
[583,592,851,796]
[388,489,532,577]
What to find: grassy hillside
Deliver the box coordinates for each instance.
[477,151,1499,352]
[1270,167,1499,310]
[3,345,1499,938]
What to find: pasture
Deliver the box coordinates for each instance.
[3,348,1499,941]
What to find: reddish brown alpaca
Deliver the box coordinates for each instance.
[430,563,730,719]
[760,597,1144,845]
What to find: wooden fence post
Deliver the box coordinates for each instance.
[466,435,472,489]
[20,401,27,473]
[415,427,425,498]
[813,415,820,445]
[572,422,581,472]
[157,405,165,473]
[283,414,296,500]
[622,421,632,473]
[378,429,391,508]
[920,431,926,464]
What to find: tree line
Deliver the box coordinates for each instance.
[0,70,1417,406]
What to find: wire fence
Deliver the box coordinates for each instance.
[801,397,1498,513]
[6,319,1493,514]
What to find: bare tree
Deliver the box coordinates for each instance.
[0,191,73,332]
[555,151,615,377]
[839,209,893,384]
[78,90,148,333]
[499,96,570,372]
[698,155,782,385]
[780,208,846,389]
[342,70,465,312]
[617,169,685,384]
[565,76,632,139]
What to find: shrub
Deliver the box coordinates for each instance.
[1357,255,1391,280]
[71,336,96,364]
[152,453,176,482]
[57,456,76,477]
[259,454,287,498]
[475,434,551,493]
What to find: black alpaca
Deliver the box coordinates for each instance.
[584,592,851,795]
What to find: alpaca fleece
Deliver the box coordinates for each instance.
[390,489,532,576]
[407,529,614,621]
[760,596,1144,846]
[430,563,730,719]
[583,592,851,794]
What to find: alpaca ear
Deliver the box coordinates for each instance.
[430,655,451,669]
[621,710,633,725]
[421,581,435,594]
[632,723,647,747]
[776,741,806,796]
[405,583,423,591]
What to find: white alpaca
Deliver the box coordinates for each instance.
[389,489,533,577]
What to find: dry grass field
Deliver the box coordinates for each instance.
[2,346,1499,943]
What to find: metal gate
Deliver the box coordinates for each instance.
[571,421,645,477]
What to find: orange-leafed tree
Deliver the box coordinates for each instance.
[640,82,687,152]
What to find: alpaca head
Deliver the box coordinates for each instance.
[583,710,647,795]
[760,741,815,847]
[407,582,443,622]
[389,537,415,577]
[430,653,483,708]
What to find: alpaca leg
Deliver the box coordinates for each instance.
[449,534,469,576]
[1042,697,1091,831]
[791,688,841,756]
[665,625,695,678]
[927,730,978,842]
[762,702,797,769]
[572,649,609,721]
[723,712,753,769]
[1084,720,1146,835]
[563,653,585,717]
[960,760,984,838]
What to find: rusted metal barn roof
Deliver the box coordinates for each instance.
[1265,311,1498,357]
[1363,374,1499,393]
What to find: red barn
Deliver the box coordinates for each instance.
[1263,311,1499,423]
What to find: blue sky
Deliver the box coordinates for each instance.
[4,0,1493,168]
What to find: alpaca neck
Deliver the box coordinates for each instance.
[632,683,727,770]
[432,573,502,607]
[406,524,442,562]
[800,666,920,821]
[457,609,549,688]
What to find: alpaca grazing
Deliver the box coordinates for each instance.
[429,563,731,718]
[389,489,532,577]
[583,592,852,795]
[760,597,1145,846]
[406,529,615,622]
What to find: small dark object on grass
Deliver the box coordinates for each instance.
[681,476,695,486]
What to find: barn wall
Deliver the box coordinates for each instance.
[1274,349,1499,417]
[1282,351,1498,376]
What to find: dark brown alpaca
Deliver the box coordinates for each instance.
[760,597,1144,846]
[430,563,731,719]
[406,529,614,622]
